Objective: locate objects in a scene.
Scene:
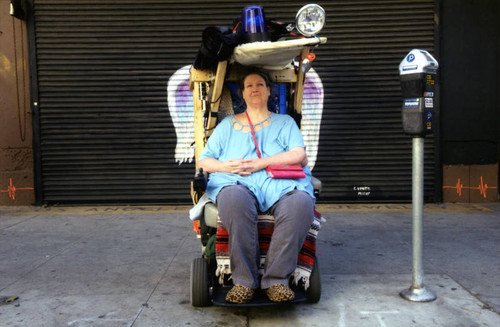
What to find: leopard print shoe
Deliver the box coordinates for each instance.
[266,284,295,302]
[225,285,254,304]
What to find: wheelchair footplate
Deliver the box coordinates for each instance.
[213,286,307,307]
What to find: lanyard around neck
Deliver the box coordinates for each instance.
[245,111,262,159]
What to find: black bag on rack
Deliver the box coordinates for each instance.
[193,26,241,71]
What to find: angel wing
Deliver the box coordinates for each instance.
[167,65,194,165]
[301,68,324,171]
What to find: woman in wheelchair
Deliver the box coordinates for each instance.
[198,69,315,304]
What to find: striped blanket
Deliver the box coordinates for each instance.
[215,210,322,289]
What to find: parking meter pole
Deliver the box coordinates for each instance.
[412,137,424,288]
[399,138,436,302]
[399,49,438,302]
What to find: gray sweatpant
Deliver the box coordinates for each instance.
[216,185,314,289]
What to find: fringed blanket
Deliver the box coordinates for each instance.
[215,210,323,289]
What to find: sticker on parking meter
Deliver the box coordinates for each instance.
[402,65,418,72]
[404,98,420,109]
[424,98,434,108]
[407,53,415,62]
[426,111,433,129]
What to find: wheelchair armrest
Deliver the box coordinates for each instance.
[311,176,322,198]
[204,202,219,229]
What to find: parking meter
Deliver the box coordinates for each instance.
[399,49,439,136]
[399,49,439,302]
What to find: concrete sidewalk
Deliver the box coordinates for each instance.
[0,203,499,327]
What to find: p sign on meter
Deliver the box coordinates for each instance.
[399,49,439,136]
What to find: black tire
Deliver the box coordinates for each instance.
[306,256,321,303]
[190,257,211,307]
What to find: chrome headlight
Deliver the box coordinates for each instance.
[295,4,326,36]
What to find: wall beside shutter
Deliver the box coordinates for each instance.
[31,0,437,204]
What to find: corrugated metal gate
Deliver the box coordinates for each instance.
[30,0,437,204]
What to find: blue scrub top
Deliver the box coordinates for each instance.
[199,113,314,212]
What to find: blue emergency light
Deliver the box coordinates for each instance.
[242,5,270,43]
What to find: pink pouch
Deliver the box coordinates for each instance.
[266,165,306,179]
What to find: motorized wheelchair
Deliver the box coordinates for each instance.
[187,4,327,307]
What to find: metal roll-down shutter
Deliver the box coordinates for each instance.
[31,0,437,204]
[314,0,437,202]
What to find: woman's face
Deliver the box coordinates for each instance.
[242,74,271,108]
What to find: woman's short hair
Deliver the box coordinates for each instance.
[239,69,272,93]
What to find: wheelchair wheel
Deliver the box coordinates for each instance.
[190,257,211,307]
[306,256,321,303]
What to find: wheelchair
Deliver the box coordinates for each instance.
[187,5,327,307]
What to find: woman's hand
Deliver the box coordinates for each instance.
[198,158,265,176]
[238,158,266,176]
[225,158,266,176]
[224,159,251,176]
